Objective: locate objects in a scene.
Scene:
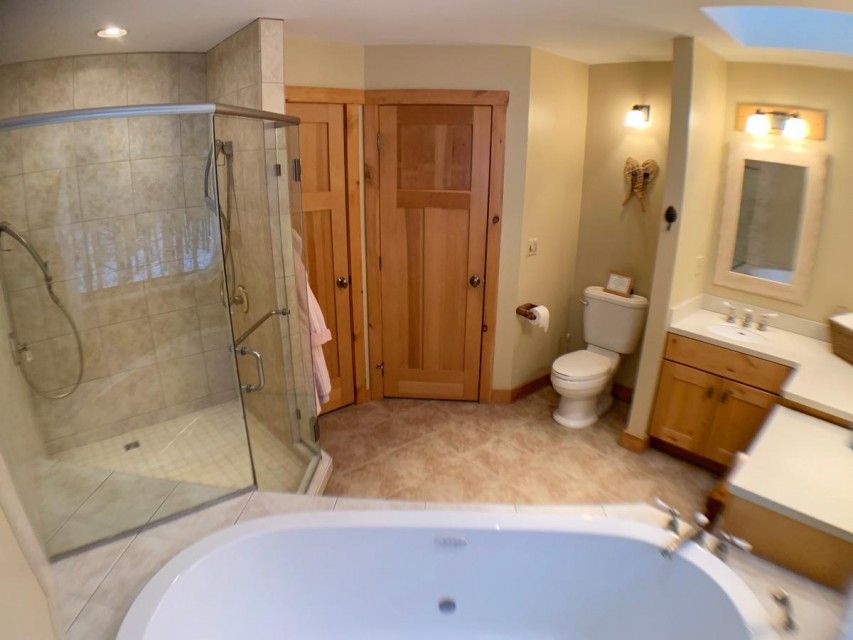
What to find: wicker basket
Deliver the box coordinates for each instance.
[829,314,853,366]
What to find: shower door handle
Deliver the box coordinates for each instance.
[235,346,265,393]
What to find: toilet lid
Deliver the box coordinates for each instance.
[552,350,611,381]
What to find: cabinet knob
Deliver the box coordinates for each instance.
[705,387,715,399]
[720,391,730,403]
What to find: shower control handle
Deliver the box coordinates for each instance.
[469,275,481,288]
[235,346,265,393]
[336,276,349,289]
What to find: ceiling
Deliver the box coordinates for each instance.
[1,0,851,69]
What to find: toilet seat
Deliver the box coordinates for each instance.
[551,350,611,382]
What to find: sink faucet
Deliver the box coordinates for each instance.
[654,497,681,535]
[741,308,753,328]
[771,587,797,633]
[758,312,778,331]
[661,512,710,558]
[712,531,752,562]
[723,301,737,324]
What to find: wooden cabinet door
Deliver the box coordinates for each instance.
[650,360,720,452]
[704,380,776,465]
[377,105,491,400]
[289,103,354,412]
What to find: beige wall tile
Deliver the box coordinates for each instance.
[178,54,207,103]
[27,224,86,282]
[181,156,207,208]
[192,265,222,306]
[18,58,73,115]
[127,116,181,160]
[21,122,75,172]
[0,176,28,230]
[73,55,127,109]
[131,157,184,213]
[53,276,101,331]
[82,216,138,276]
[204,346,238,394]
[150,307,202,361]
[77,161,134,220]
[259,20,284,84]
[144,270,196,315]
[0,63,21,118]
[197,302,229,350]
[261,83,284,114]
[23,168,81,229]
[0,240,38,291]
[135,208,186,267]
[94,270,146,325]
[0,130,23,178]
[74,119,130,165]
[158,353,209,405]
[179,115,210,156]
[126,54,180,105]
[107,364,166,423]
[100,317,156,374]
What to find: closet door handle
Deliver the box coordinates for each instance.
[336,276,349,289]
[469,275,481,288]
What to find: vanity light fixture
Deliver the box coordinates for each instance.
[782,114,808,140]
[745,110,771,137]
[96,26,127,38]
[625,105,651,128]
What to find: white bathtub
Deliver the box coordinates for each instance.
[118,510,779,640]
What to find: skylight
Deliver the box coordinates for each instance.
[702,6,853,56]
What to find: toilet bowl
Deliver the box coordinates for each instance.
[550,286,648,429]
[551,348,618,428]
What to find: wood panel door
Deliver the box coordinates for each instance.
[650,360,721,451]
[378,105,491,400]
[289,102,354,412]
[704,380,776,466]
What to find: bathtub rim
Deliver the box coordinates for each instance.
[117,509,780,640]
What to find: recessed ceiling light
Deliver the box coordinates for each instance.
[96,26,127,39]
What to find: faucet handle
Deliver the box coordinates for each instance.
[715,531,752,561]
[654,497,680,534]
[741,308,754,328]
[691,512,711,547]
[723,301,737,323]
[771,587,797,633]
[758,312,778,331]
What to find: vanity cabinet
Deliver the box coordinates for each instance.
[650,333,791,467]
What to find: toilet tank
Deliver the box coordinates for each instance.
[583,286,649,354]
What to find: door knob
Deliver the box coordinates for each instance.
[336,276,349,289]
[469,275,481,288]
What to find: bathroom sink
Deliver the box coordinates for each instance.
[708,324,767,344]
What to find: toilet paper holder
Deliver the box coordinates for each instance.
[516,303,538,320]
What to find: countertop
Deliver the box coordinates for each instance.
[669,308,853,424]
[727,406,853,541]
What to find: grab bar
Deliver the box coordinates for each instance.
[234,308,289,347]
[234,346,265,393]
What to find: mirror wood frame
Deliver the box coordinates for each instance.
[713,143,827,304]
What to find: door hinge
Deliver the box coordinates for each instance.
[377,133,383,150]
[376,362,385,376]
[312,417,320,442]
[274,163,282,177]
[482,324,488,333]
[291,158,302,182]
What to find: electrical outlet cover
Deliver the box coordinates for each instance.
[527,238,538,256]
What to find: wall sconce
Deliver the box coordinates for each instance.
[625,105,651,128]
[737,103,825,140]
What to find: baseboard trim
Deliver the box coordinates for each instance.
[619,430,650,453]
[491,373,550,404]
[611,382,633,403]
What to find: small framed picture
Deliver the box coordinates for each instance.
[604,271,633,297]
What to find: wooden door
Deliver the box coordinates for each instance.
[378,105,491,400]
[289,103,354,412]
[650,361,721,452]
[704,380,776,465]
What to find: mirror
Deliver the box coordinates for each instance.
[714,144,827,304]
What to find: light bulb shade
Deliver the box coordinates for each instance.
[625,105,650,128]
[782,115,808,139]
[745,111,771,137]
[97,26,127,38]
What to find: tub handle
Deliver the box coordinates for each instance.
[234,346,265,393]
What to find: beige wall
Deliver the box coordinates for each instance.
[705,63,853,318]
[569,62,671,387]
[284,37,365,89]
[364,45,533,390]
[511,49,588,386]
[0,53,242,453]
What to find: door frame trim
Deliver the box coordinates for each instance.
[363,90,508,402]
[285,87,369,404]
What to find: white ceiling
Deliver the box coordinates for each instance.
[1,0,851,69]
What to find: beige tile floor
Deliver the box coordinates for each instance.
[322,389,718,517]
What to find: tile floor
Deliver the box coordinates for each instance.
[52,491,849,640]
[321,389,717,518]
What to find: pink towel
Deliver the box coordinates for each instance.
[307,283,332,413]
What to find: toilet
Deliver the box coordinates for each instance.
[551,286,648,428]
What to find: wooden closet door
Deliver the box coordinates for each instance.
[378,105,491,400]
[289,102,354,412]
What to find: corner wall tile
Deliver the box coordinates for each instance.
[127,54,180,105]
[179,115,210,156]
[178,54,207,103]
[73,55,127,109]
[19,58,73,115]
[259,20,284,84]
[0,63,21,118]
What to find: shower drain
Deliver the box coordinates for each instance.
[438,598,456,614]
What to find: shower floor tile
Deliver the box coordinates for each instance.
[321,389,718,517]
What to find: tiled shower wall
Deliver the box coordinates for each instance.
[0,54,238,453]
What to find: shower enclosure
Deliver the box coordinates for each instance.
[0,104,318,556]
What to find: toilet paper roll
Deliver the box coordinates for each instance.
[528,305,550,332]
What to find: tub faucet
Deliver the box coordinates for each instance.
[712,531,752,562]
[771,587,797,633]
[653,497,680,535]
[661,512,710,558]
